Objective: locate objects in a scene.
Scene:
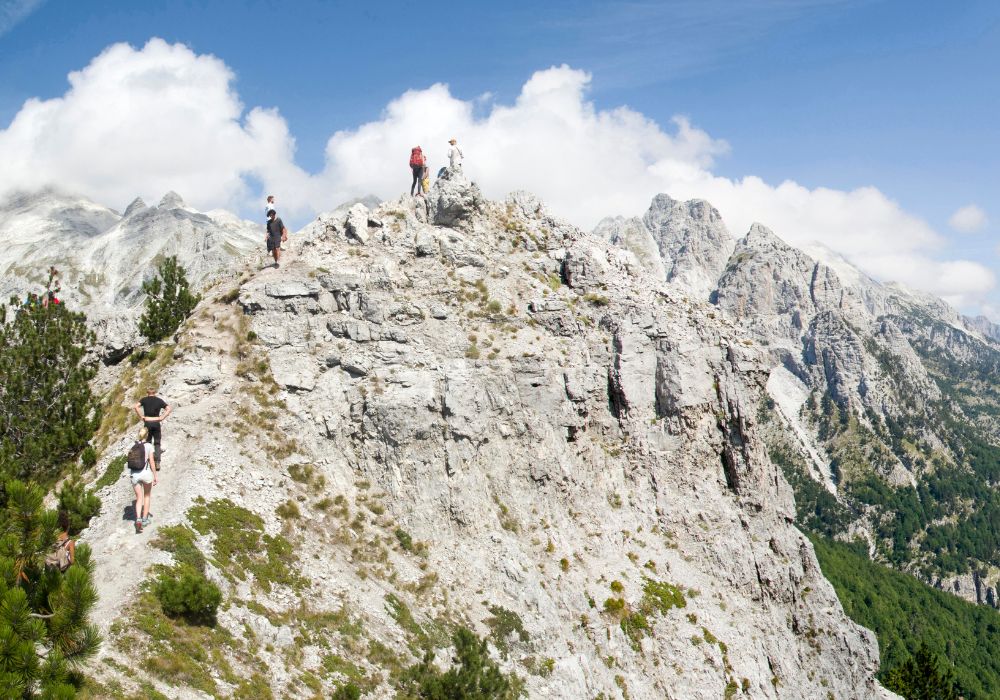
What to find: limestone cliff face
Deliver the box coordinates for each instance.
[607,193,1000,610]
[82,177,894,698]
[596,194,733,300]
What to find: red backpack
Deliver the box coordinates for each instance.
[409,147,424,167]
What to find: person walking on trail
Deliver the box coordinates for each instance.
[265,208,288,268]
[264,194,276,219]
[447,138,463,171]
[134,387,171,466]
[410,146,427,196]
[129,426,158,533]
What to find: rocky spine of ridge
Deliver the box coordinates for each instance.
[79,175,896,699]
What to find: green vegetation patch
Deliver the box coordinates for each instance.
[155,567,222,625]
[604,577,686,649]
[641,578,686,614]
[387,593,450,655]
[94,455,126,490]
[188,497,304,593]
[769,441,850,538]
[397,627,525,699]
[484,604,530,658]
[132,590,242,695]
[152,524,206,572]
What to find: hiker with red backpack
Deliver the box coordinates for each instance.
[410,146,427,196]
[127,426,158,533]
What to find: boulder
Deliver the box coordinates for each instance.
[428,175,486,229]
[345,203,371,244]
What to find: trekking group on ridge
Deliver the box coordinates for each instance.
[116,140,465,535]
[259,138,465,268]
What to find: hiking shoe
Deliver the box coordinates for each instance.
[135,519,143,534]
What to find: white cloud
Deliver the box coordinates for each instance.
[0,38,992,308]
[948,204,988,233]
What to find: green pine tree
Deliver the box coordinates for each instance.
[138,256,201,342]
[0,289,100,485]
[398,627,525,699]
[0,480,101,697]
[884,643,961,700]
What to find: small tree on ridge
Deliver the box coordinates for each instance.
[138,256,201,342]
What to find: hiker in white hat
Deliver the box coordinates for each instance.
[447,138,463,171]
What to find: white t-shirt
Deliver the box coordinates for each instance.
[447,145,463,168]
[143,442,155,468]
[264,200,276,216]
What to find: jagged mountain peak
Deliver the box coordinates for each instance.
[595,192,733,300]
[645,192,724,226]
[600,190,1000,614]
[122,196,147,218]
[157,190,186,209]
[741,221,790,250]
[0,189,263,362]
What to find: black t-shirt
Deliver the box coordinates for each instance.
[139,396,167,418]
[267,217,285,239]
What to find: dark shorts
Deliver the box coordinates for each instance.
[267,232,282,252]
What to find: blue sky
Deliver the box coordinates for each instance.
[2,0,999,313]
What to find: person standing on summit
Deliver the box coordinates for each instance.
[134,387,171,466]
[447,138,463,172]
[264,194,276,219]
[410,146,427,196]
[266,208,288,268]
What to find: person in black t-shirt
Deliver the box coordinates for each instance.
[265,208,288,268]
[134,387,171,465]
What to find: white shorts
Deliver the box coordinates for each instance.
[130,467,153,486]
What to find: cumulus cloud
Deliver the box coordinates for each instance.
[0,38,993,308]
[948,204,988,233]
[0,39,305,214]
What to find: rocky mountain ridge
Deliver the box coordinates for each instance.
[600,194,1000,609]
[75,177,898,698]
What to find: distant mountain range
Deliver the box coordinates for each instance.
[601,194,1000,608]
[0,189,261,360]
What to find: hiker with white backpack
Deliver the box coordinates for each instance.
[127,426,158,533]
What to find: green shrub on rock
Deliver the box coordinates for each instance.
[57,476,101,535]
[398,627,525,699]
[331,683,361,700]
[155,568,222,625]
